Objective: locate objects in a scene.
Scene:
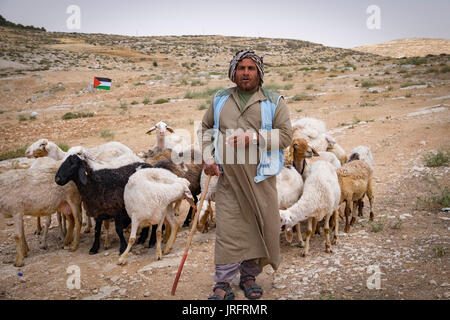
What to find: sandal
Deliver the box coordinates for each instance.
[208,282,235,300]
[239,275,263,300]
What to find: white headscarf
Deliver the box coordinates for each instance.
[228,50,264,86]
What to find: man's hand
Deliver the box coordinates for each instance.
[203,157,221,176]
[225,131,256,147]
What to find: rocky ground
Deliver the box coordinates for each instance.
[0,27,449,300]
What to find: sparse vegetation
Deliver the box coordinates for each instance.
[423,150,449,167]
[62,112,94,120]
[154,98,169,104]
[292,93,314,101]
[100,129,115,139]
[416,175,450,210]
[0,145,28,161]
[370,221,384,233]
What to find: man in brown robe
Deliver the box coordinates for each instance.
[199,51,292,300]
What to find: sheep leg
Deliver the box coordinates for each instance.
[69,203,82,252]
[89,218,103,255]
[156,208,169,260]
[301,218,312,257]
[358,200,364,217]
[155,225,163,261]
[35,216,42,235]
[344,201,351,233]
[182,193,197,228]
[324,215,332,253]
[115,215,130,255]
[350,201,358,226]
[39,215,51,250]
[312,217,320,235]
[294,223,304,247]
[164,220,178,255]
[56,212,65,240]
[63,214,74,249]
[13,214,25,267]
[367,179,374,221]
[332,210,339,245]
[104,219,111,250]
[118,218,139,265]
[197,200,209,233]
[137,226,149,245]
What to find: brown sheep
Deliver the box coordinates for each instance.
[336,160,374,233]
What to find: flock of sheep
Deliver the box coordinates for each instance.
[0,117,374,268]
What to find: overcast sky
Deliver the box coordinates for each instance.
[1,0,449,48]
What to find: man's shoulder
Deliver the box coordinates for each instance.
[214,87,234,98]
[260,88,283,105]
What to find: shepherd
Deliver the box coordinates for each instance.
[199,50,293,299]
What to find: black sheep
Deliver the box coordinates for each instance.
[55,154,152,255]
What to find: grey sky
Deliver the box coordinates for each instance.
[0,0,449,48]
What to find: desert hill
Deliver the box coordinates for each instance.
[353,38,450,58]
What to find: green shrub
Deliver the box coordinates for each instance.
[57,143,70,152]
[361,81,377,88]
[423,150,449,167]
[416,175,450,209]
[441,66,450,73]
[100,130,114,139]
[154,98,169,104]
[292,93,314,101]
[62,112,94,120]
[184,87,222,99]
[0,145,28,161]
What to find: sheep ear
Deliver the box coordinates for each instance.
[78,165,88,185]
[166,126,174,133]
[287,144,294,164]
[312,147,320,157]
[284,227,293,243]
[146,126,156,135]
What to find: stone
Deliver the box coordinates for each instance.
[429,280,437,286]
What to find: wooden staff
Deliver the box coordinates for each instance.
[171,174,212,296]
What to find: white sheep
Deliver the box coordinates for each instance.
[280,160,341,257]
[26,139,143,233]
[291,117,329,152]
[197,171,218,233]
[146,121,189,154]
[325,135,348,165]
[118,168,196,265]
[348,146,374,172]
[0,157,82,266]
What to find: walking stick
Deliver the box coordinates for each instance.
[171,174,212,296]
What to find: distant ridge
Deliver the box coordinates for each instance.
[0,14,46,32]
[353,38,450,58]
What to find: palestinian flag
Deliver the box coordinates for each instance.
[93,77,112,90]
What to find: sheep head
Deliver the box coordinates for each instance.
[55,154,89,186]
[146,121,174,136]
[289,138,319,162]
[25,138,49,158]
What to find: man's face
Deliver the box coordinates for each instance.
[234,58,260,92]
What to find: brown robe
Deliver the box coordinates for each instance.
[200,87,293,270]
